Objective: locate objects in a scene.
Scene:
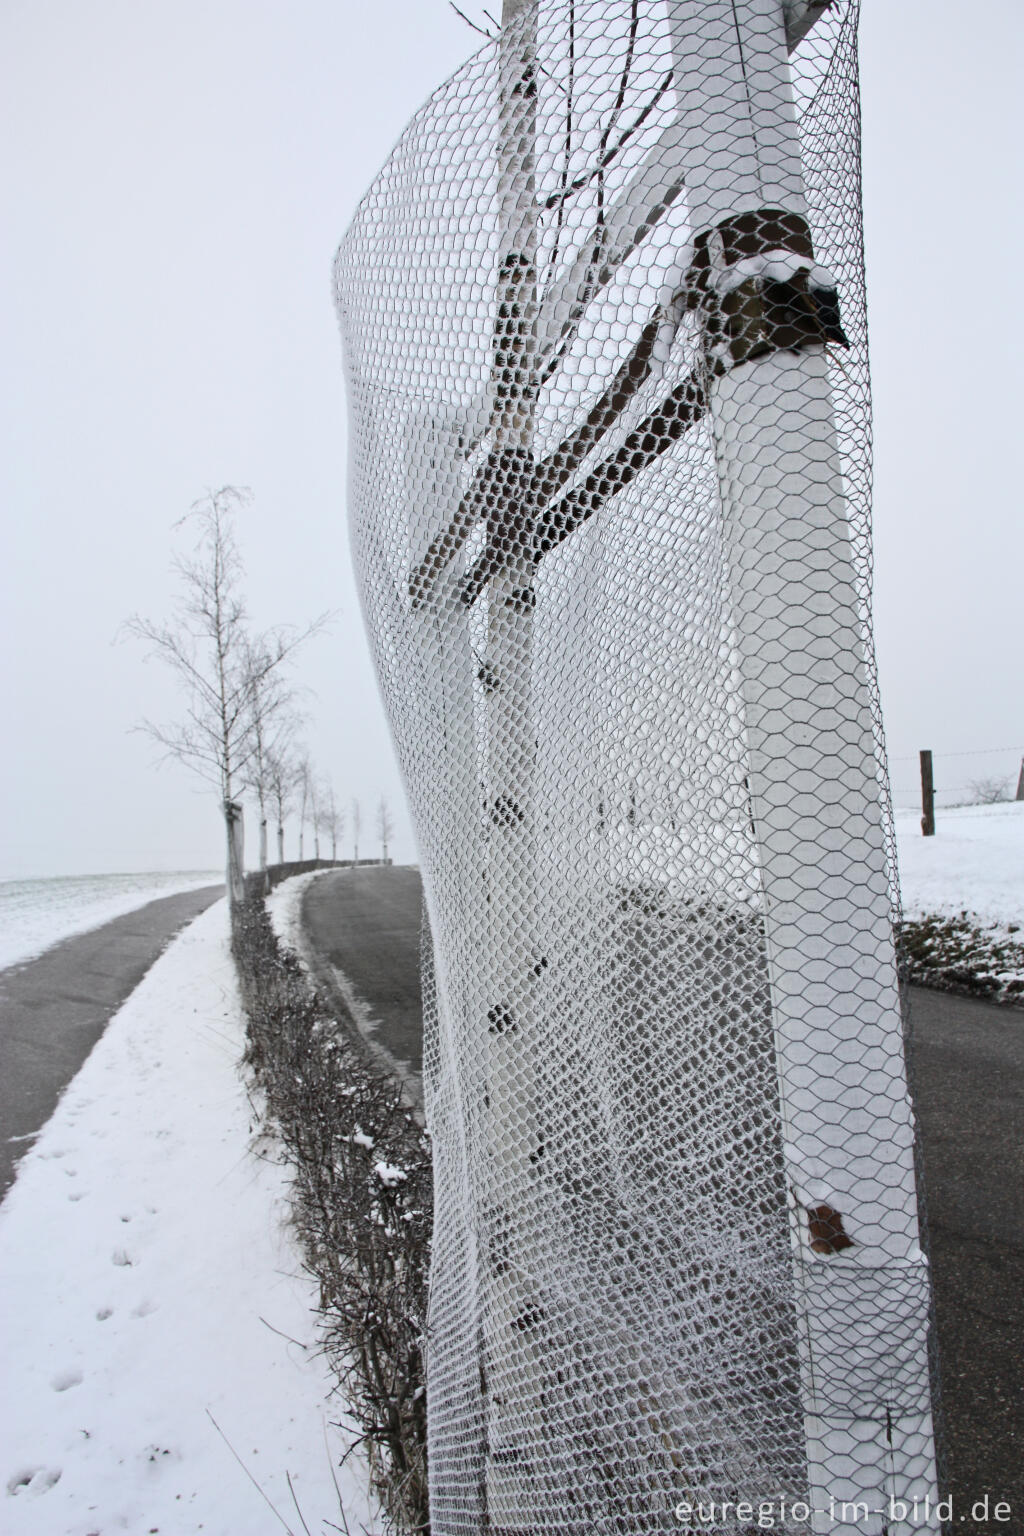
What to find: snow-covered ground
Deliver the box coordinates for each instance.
[0,898,381,1536]
[265,869,329,958]
[895,801,1023,926]
[1,806,1016,1531]
[0,871,222,972]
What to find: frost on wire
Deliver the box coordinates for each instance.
[335,2,941,1532]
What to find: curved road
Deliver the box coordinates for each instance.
[0,884,224,1196]
[302,864,424,1109]
[301,864,1022,1525]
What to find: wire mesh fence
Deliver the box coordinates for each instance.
[336,2,942,1530]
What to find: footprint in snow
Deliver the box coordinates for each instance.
[132,1298,158,1318]
[68,1191,86,1203]
[111,1249,134,1267]
[51,1368,83,1392]
[96,1308,113,1321]
[7,1466,62,1497]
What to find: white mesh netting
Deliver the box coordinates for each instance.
[335,3,941,1531]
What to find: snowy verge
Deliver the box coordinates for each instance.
[265,868,330,959]
[0,869,222,972]
[0,898,382,1536]
[895,803,1024,1005]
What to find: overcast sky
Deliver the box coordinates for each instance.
[1,0,1020,879]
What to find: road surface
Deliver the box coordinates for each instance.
[0,884,224,1196]
[301,864,1022,1524]
[301,864,424,1108]
[906,986,1024,1520]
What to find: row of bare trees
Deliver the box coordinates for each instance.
[263,755,395,869]
[125,486,396,904]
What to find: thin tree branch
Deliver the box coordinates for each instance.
[542,69,673,211]
[448,1,494,39]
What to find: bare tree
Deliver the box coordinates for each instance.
[243,640,300,876]
[351,796,362,863]
[124,487,323,906]
[296,755,313,861]
[376,794,395,864]
[969,776,1012,805]
[266,745,299,863]
[319,780,345,862]
[308,769,324,860]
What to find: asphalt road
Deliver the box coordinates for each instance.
[301,864,1023,1525]
[0,884,224,1196]
[906,987,1024,1522]
[301,864,424,1108]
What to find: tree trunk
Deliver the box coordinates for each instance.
[665,1,938,1522]
[258,815,268,872]
[277,822,285,863]
[481,4,545,1526]
[224,799,245,909]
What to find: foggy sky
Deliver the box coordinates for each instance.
[1,0,1020,879]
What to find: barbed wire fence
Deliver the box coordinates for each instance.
[336,2,945,1531]
[888,747,1024,814]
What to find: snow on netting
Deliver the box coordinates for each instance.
[336,2,941,1530]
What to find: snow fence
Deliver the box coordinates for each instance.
[335,2,941,1531]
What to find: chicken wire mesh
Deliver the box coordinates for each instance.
[335,2,941,1531]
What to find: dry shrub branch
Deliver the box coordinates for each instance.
[231,882,432,1532]
[899,912,1024,1006]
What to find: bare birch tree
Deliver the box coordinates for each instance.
[266,745,299,863]
[351,796,362,863]
[308,768,324,860]
[319,780,345,862]
[296,754,314,861]
[242,637,306,877]
[375,794,395,864]
[125,486,324,906]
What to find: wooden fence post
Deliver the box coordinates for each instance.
[920,750,936,836]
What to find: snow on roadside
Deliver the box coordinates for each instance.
[265,869,331,959]
[895,801,1024,926]
[0,871,222,972]
[0,898,382,1536]
[895,802,1023,1003]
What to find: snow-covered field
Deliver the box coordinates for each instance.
[0,898,380,1536]
[0,871,222,972]
[895,801,1023,926]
